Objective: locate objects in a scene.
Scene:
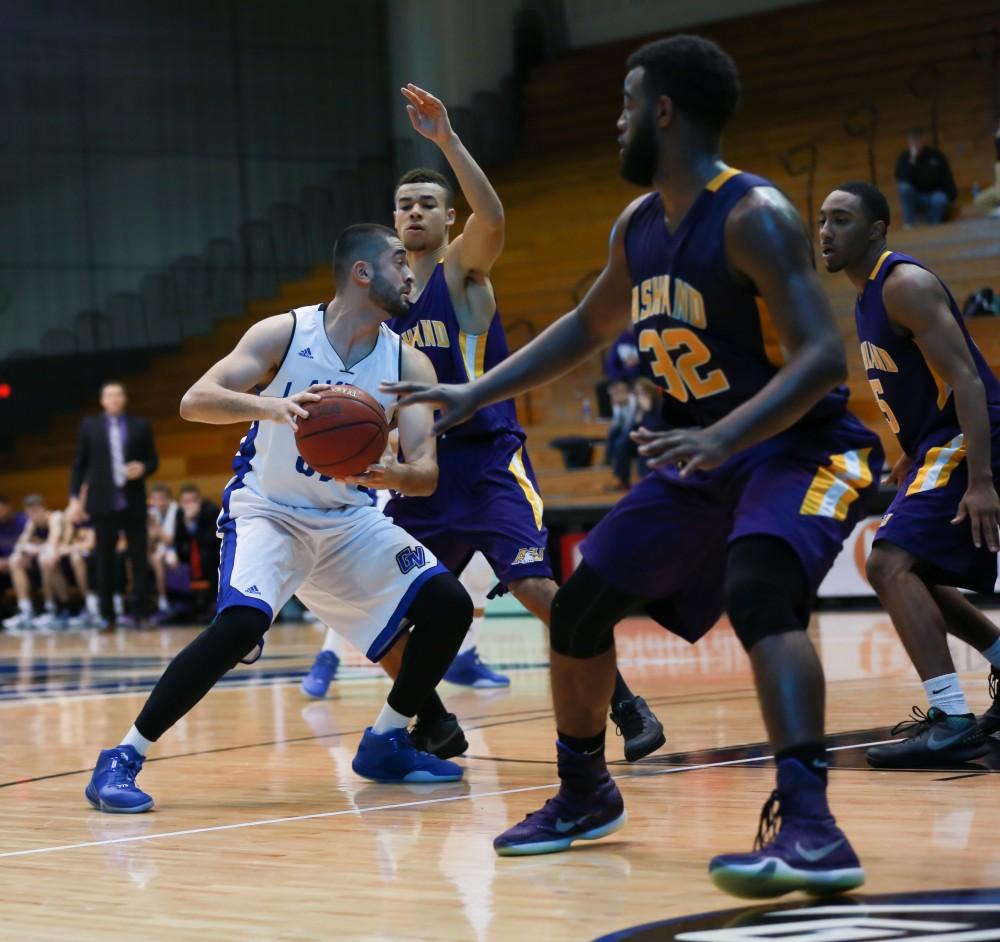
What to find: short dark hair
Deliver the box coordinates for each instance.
[100,380,125,395]
[834,181,891,229]
[332,223,399,282]
[394,168,454,207]
[23,493,45,508]
[150,483,172,496]
[626,35,741,136]
[178,483,201,498]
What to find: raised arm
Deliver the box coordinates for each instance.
[179,313,329,427]
[635,188,846,474]
[385,203,638,433]
[883,264,1000,549]
[344,344,439,496]
[402,85,505,278]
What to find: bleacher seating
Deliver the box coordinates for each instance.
[0,0,998,509]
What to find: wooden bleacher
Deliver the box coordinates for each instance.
[1,0,998,509]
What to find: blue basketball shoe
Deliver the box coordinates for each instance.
[300,649,340,698]
[709,758,865,898]
[443,648,510,688]
[493,742,626,856]
[85,746,154,814]
[352,727,464,783]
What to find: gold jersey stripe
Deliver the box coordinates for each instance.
[507,448,544,530]
[906,434,965,496]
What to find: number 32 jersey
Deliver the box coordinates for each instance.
[624,168,847,428]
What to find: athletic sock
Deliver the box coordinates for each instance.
[557,728,606,758]
[321,627,338,655]
[18,598,32,616]
[980,637,1000,670]
[611,671,634,707]
[923,672,971,715]
[157,595,169,613]
[113,594,124,617]
[776,742,828,784]
[457,612,482,655]
[120,725,155,758]
[44,600,57,614]
[85,593,100,616]
[373,702,411,735]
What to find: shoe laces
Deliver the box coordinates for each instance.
[753,789,782,851]
[611,699,644,739]
[109,750,142,787]
[890,705,936,737]
[990,669,999,701]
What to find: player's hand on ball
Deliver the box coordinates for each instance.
[953,481,1000,551]
[343,447,400,490]
[269,384,332,428]
[631,426,730,476]
[381,380,478,435]
[401,84,454,146]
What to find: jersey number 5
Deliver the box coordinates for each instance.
[637,327,730,402]
[868,378,901,434]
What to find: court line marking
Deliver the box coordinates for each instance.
[0,737,904,861]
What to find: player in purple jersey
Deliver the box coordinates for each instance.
[303,85,666,763]
[389,36,883,898]
[821,181,1000,768]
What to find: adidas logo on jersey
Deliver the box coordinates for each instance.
[512,547,545,565]
[298,347,314,358]
[245,584,262,595]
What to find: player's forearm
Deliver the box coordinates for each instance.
[469,310,605,409]
[953,374,994,483]
[708,344,846,455]
[439,133,504,228]
[180,382,272,425]
[390,458,438,497]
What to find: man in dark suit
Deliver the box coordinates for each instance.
[68,381,158,627]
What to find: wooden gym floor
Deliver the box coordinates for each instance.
[1,610,999,940]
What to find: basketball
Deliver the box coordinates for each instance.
[294,386,389,478]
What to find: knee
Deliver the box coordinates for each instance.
[415,573,473,639]
[550,575,615,659]
[865,545,912,593]
[509,577,556,623]
[897,180,915,195]
[208,605,271,665]
[930,190,949,206]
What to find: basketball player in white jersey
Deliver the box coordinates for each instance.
[84,224,474,813]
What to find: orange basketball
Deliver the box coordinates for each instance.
[293,386,389,478]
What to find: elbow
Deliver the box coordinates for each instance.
[179,390,196,421]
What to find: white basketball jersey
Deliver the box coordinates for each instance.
[231,303,401,511]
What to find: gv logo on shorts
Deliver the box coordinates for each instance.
[395,546,427,574]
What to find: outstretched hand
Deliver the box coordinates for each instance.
[401,84,454,146]
[380,380,478,436]
[953,481,1000,551]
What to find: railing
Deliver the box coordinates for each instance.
[780,142,819,243]
[844,103,879,186]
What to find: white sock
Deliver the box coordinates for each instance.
[980,637,1000,670]
[44,600,57,614]
[113,594,124,616]
[923,673,971,716]
[321,627,338,655]
[158,595,169,612]
[18,598,32,616]
[372,703,411,735]
[86,593,100,616]
[120,725,154,757]
[458,613,483,655]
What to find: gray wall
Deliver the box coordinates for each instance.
[0,0,391,357]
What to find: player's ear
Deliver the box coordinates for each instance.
[656,95,673,130]
[445,207,456,228]
[871,220,887,241]
[352,260,372,285]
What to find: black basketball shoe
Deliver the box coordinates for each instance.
[410,712,469,760]
[866,705,990,768]
[611,695,666,762]
[978,668,1000,736]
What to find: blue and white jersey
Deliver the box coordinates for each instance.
[225,303,402,515]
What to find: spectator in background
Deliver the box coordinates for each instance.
[604,380,638,490]
[632,378,671,479]
[148,483,178,620]
[604,328,641,383]
[894,128,957,227]
[67,381,158,628]
[2,495,65,631]
[59,511,100,629]
[0,496,26,614]
[166,484,221,613]
[973,119,1000,220]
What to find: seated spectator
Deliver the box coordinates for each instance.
[147,483,178,620]
[2,495,67,632]
[973,119,1000,219]
[604,380,638,490]
[60,514,100,629]
[894,128,957,227]
[604,329,641,384]
[165,484,221,615]
[0,495,26,616]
